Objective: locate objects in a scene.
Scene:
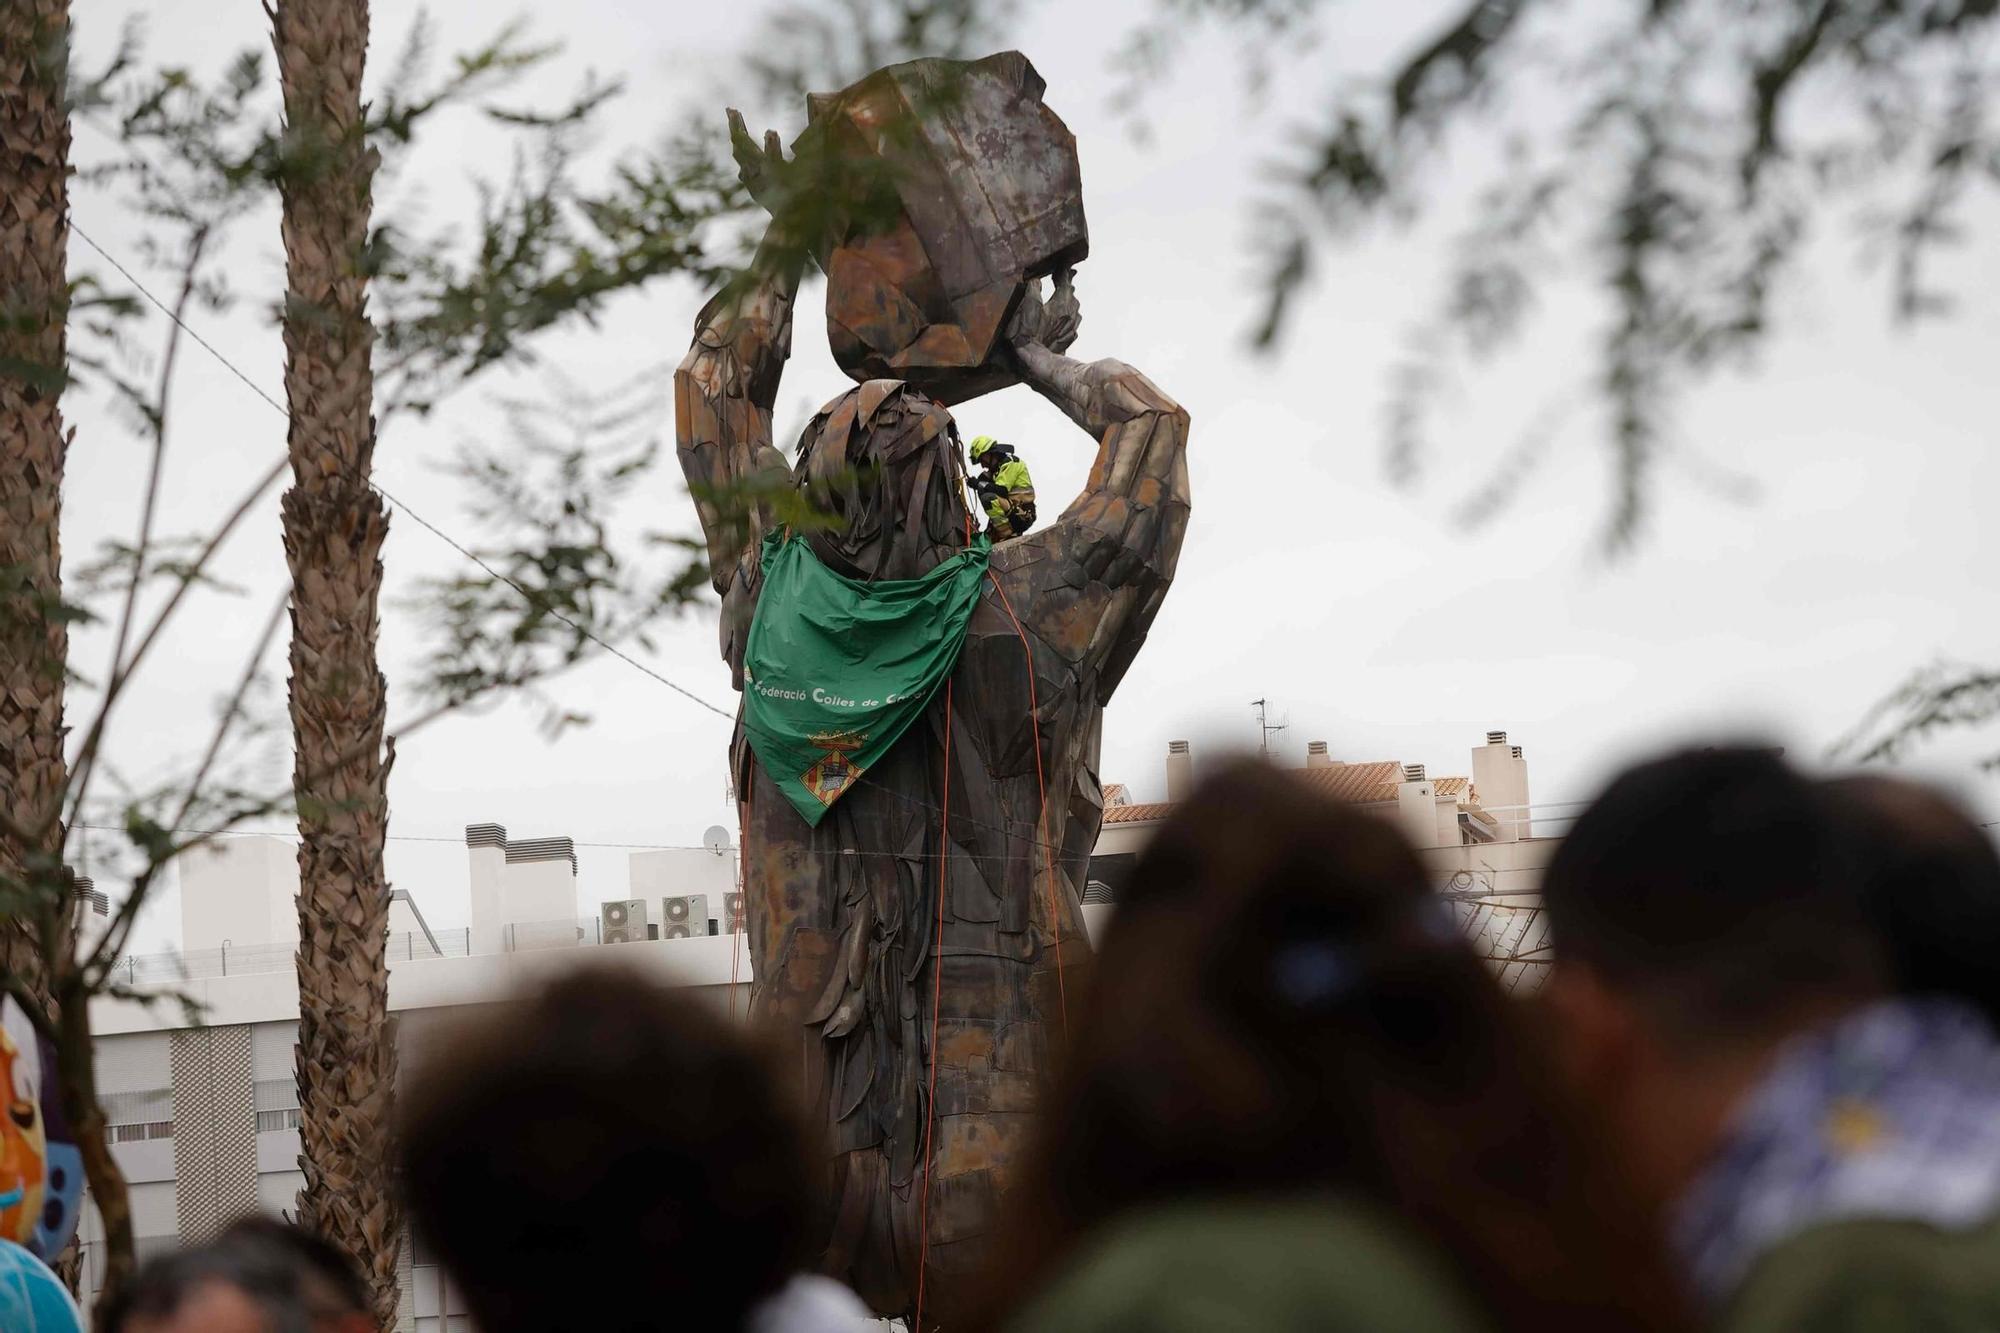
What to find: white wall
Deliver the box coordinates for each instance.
[502,857,578,933]
[627,847,737,911]
[91,933,753,1034]
[179,836,300,953]
[1086,823,1154,859]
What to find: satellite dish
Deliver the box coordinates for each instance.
[703,825,732,856]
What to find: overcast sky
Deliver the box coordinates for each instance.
[60,0,2000,950]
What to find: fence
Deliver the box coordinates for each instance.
[108,927,471,987]
[502,914,745,952]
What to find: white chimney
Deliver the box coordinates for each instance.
[1471,730,1532,842]
[466,823,507,955]
[503,837,581,949]
[178,835,301,953]
[70,874,109,952]
[1306,741,1331,769]
[1396,763,1438,848]
[1166,740,1194,802]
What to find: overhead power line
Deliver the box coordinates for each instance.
[69,221,734,724]
[64,220,1079,859]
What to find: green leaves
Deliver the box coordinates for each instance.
[1839,664,2000,769]
[1134,0,2000,551]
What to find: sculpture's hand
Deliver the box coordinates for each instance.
[1007,267,1083,357]
[1041,267,1083,354]
[727,108,790,219]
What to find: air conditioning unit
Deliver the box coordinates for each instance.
[601,899,647,945]
[722,891,746,935]
[660,894,709,940]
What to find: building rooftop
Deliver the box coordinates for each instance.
[1104,758,1473,824]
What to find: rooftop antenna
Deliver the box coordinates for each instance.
[1250,698,1288,761]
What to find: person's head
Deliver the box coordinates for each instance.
[399,966,818,1333]
[1823,772,2000,1028]
[967,436,1011,473]
[101,1214,371,1333]
[1539,744,1888,1200]
[984,760,1688,1332]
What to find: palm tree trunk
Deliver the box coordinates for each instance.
[3,10,136,1307]
[0,0,74,1006]
[270,0,399,1324]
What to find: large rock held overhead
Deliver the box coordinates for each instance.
[802,51,1089,405]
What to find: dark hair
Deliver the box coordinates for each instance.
[100,1213,368,1333]
[1823,773,2000,1028]
[398,966,817,1333]
[1541,744,1884,1033]
[980,761,1690,1332]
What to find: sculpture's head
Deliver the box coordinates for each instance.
[798,51,1088,406]
[795,380,977,583]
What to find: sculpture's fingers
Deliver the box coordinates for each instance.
[727,108,763,175]
[764,129,785,164]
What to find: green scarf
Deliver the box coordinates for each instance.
[742,529,992,826]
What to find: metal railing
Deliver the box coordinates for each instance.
[502,914,744,951]
[104,906,759,985]
[1467,800,1590,841]
[108,927,471,986]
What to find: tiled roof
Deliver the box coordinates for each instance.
[1100,762,1472,826]
[1296,760,1403,803]
[1104,783,1130,807]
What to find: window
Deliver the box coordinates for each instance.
[1084,853,1136,904]
[255,1109,303,1133]
[108,1120,173,1143]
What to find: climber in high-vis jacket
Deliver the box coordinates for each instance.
[968,436,1037,540]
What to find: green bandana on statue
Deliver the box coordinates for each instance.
[743,529,992,826]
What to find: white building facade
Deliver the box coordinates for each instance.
[1088,730,1567,993]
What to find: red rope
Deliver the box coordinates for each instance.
[914,678,954,1332]
[985,574,1069,1039]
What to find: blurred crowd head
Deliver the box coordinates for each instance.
[398,966,819,1333]
[102,1214,371,1333]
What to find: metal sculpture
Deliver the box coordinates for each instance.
[676,51,1190,1326]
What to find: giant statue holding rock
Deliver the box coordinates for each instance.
[675,52,1190,1326]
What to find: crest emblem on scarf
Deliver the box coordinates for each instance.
[802,731,867,805]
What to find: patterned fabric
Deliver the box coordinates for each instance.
[1674,998,2000,1307]
[0,1241,82,1333]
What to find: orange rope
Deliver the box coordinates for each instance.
[985,574,1070,1039]
[914,678,954,1332]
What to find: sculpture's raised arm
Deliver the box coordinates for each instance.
[1009,274,1192,698]
[675,113,807,682]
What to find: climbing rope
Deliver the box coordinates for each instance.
[985,573,1071,1039]
[914,675,954,1333]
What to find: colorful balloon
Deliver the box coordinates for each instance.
[0,1239,84,1333]
[27,1032,80,1263]
[0,1016,47,1249]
